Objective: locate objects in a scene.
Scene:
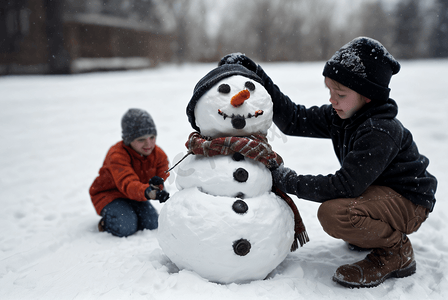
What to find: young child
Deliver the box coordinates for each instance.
[218,37,437,288]
[90,108,170,237]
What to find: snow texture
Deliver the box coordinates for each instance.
[1,60,447,299]
[328,36,400,77]
[220,52,245,65]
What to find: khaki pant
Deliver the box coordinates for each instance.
[317,186,429,249]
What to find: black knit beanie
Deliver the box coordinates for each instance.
[186,64,263,132]
[121,108,157,145]
[323,37,400,102]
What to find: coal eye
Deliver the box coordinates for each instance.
[218,84,231,94]
[245,81,255,91]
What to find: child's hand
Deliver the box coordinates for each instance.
[145,186,170,202]
[155,190,169,203]
[149,176,164,186]
[218,53,258,73]
[271,164,298,195]
[146,176,169,202]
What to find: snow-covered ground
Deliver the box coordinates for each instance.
[1,60,447,299]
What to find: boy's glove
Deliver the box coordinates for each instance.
[145,176,170,203]
[218,53,258,73]
[271,164,298,195]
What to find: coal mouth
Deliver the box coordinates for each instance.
[218,109,264,129]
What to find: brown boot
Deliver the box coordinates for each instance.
[333,234,416,288]
[347,243,372,252]
[98,218,105,232]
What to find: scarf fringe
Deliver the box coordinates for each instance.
[292,230,310,251]
[272,186,309,252]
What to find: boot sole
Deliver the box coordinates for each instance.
[333,260,416,288]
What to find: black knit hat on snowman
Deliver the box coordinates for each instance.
[323,37,400,102]
[121,108,157,145]
[186,64,263,132]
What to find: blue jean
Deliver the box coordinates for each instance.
[101,198,158,237]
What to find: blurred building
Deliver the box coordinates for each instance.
[0,0,176,75]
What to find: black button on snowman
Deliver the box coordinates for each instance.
[157,64,297,284]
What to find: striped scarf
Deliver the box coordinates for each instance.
[186,132,283,170]
[186,132,309,250]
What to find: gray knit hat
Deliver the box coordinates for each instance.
[121,108,157,145]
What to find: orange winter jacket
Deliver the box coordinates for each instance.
[89,141,169,215]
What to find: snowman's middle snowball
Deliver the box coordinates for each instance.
[176,155,272,198]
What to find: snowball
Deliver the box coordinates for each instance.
[175,155,272,198]
[194,75,273,138]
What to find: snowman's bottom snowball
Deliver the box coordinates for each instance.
[157,187,295,284]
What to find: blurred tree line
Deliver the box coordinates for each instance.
[5,0,446,71]
[165,0,448,62]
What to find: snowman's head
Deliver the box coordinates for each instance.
[187,64,273,138]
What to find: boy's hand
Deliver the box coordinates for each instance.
[218,53,258,73]
[271,164,298,195]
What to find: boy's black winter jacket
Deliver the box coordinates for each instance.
[256,67,437,212]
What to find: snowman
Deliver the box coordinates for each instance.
[157,64,308,284]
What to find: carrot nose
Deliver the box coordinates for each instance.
[230,90,250,107]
